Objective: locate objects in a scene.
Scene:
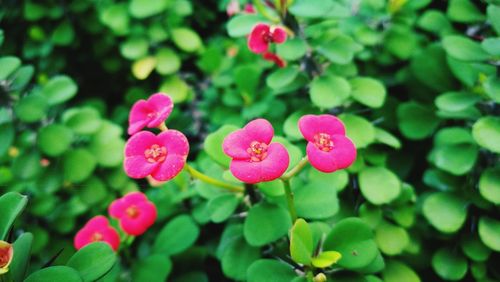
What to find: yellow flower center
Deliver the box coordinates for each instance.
[144,144,167,163]
[126,205,140,219]
[314,133,334,152]
[90,232,103,242]
[247,141,269,162]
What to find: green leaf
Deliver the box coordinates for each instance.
[67,242,116,282]
[276,38,307,61]
[422,192,467,233]
[0,122,14,157]
[323,218,378,269]
[171,28,202,53]
[89,123,124,168]
[266,66,300,90]
[447,0,485,23]
[120,37,149,60]
[132,56,157,80]
[244,202,292,246]
[155,48,181,75]
[375,221,409,255]
[159,76,190,103]
[435,91,480,112]
[38,124,73,157]
[382,260,420,282]
[41,75,78,105]
[442,35,490,61]
[227,14,268,37]
[129,0,168,18]
[284,110,308,141]
[374,128,401,149]
[339,114,375,148]
[432,248,467,281]
[12,151,42,180]
[488,5,500,35]
[410,44,456,92]
[461,235,491,262]
[14,94,48,123]
[247,260,296,282]
[10,65,34,91]
[350,77,386,108]
[481,38,500,56]
[25,266,82,282]
[132,255,172,282]
[221,237,260,280]
[317,35,363,64]
[310,75,350,109]
[0,56,21,80]
[308,169,349,192]
[63,149,97,183]
[153,215,200,255]
[478,217,500,251]
[51,21,75,46]
[207,194,239,223]
[431,143,478,175]
[397,101,440,140]
[479,168,500,205]
[204,125,238,167]
[289,0,335,18]
[99,4,129,35]
[472,116,500,153]
[290,219,313,265]
[63,107,102,135]
[10,232,33,282]
[311,251,342,268]
[294,181,339,219]
[417,10,453,36]
[0,192,28,240]
[359,167,401,205]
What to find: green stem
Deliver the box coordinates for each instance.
[281,157,309,180]
[184,164,244,193]
[282,178,297,222]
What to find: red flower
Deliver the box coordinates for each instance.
[0,240,13,275]
[109,192,157,236]
[74,216,120,251]
[248,23,287,54]
[128,93,173,135]
[262,52,287,68]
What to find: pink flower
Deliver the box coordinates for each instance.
[124,130,189,182]
[262,51,287,68]
[226,0,240,17]
[74,216,120,251]
[128,93,173,135]
[244,4,256,13]
[298,115,356,173]
[109,192,157,236]
[0,240,13,275]
[248,23,287,54]
[223,119,289,184]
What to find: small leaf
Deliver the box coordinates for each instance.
[37,124,73,157]
[204,125,238,167]
[340,114,375,148]
[171,28,202,53]
[447,0,485,23]
[382,260,420,282]
[432,248,467,281]
[25,266,82,282]
[132,255,172,282]
[311,251,342,268]
[422,192,467,233]
[132,56,157,80]
[442,35,490,62]
[478,217,500,251]
[153,215,200,255]
[67,242,117,282]
[397,101,440,140]
[359,167,401,205]
[207,194,239,223]
[10,232,33,282]
[479,168,500,205]
[290,219,313,265]
[0,192,28,240]
[472,116,500,153]
[247,260,296,282]
[227,14,268,37]
[244,202,292,246]
[0,56,21,80]
[350,77,386,108]
[310,75,350,109]
[317,35,363,64]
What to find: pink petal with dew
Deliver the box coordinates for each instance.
[157,130,190,156]
[298,114,346,142]
[125,131,159,157]
[128,100,152,135]
[150,154,187,181]
[146,93,174,128]
[124,156,159,179]
[306,135,356,173]
[120,201,157,236]
[222,119,274,159]
[272,27,287,44]
[229,142,289,183]
[248,23,271,54]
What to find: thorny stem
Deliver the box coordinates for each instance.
[184,164,244,193]
[282,178,298,222]
[281,157,309,180]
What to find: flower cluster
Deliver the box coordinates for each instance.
[74,192,157,251]
[248,23,287,67]
[223,115,356,183]
[125,93,189,182]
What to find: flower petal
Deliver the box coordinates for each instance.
[128,100,152,135]
[108,199,126,219]
[85,215,110,229]
[150,154,187,181]
[229,142,289,183]
[222,119,274,159]
[147,93,174,128]
[272,27,287,43]
[119,201,157,236]
[306,135,356,173]
[157,130,190,156]
[244,118,274,144]
[262,52,286,68]
[100,226,121,251]
[124,156,159,179]
[298,114,346,142]
[125,131,158,157]
[248,23,270,53]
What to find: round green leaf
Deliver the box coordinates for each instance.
[222,237,260,280]
[38,124,73,157]
[120,37,149,60]
[397,101,440,140]
[14,94,48,123]
[159,76,190,103]
[25,266,82,282]
[375,221,409,255]
[323,218,378,269]
[276,38,307,61]
[0,56,21,80]
[340,114,375,148]
[359,167,401,205]
[472,116,500,153]
[478,217,500,251]
[132,255,172,282]
[290,218,313,265]
[442,35,490,61]
[63,149,97,183]
[67,242,116,282]
[484,75,500,103]
[489,5,500,35]
[317,35,363,64]
[171,28,202,53]
[132,56,157,80]
[350,77,386,108]
[155,48,181,75]
[432,248,467,281]
[51,21,75,46]
[374,128,401,149]
[422,192,467,233]
[479,168,500,204]
[244,202,292,246]
[266,66,300,90]
[204,125,238,167]
[153,215,200,255]
[63,107,102,135]
[12,151,42,180]
[435,91,480,112]
[310,75,350,108]
[99,4,129,35]
[207,194,239,223]
[247,260,296,282]
[432,143,478,175]
[382,260,421,282]
[0,192,28,240]
[447,0,485,23]
[129,0,168,18]
[41,75,78,105]
[227,14,268,37]
[294,181,339,219]
[461,235,491,262]
[311,251,342,268]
